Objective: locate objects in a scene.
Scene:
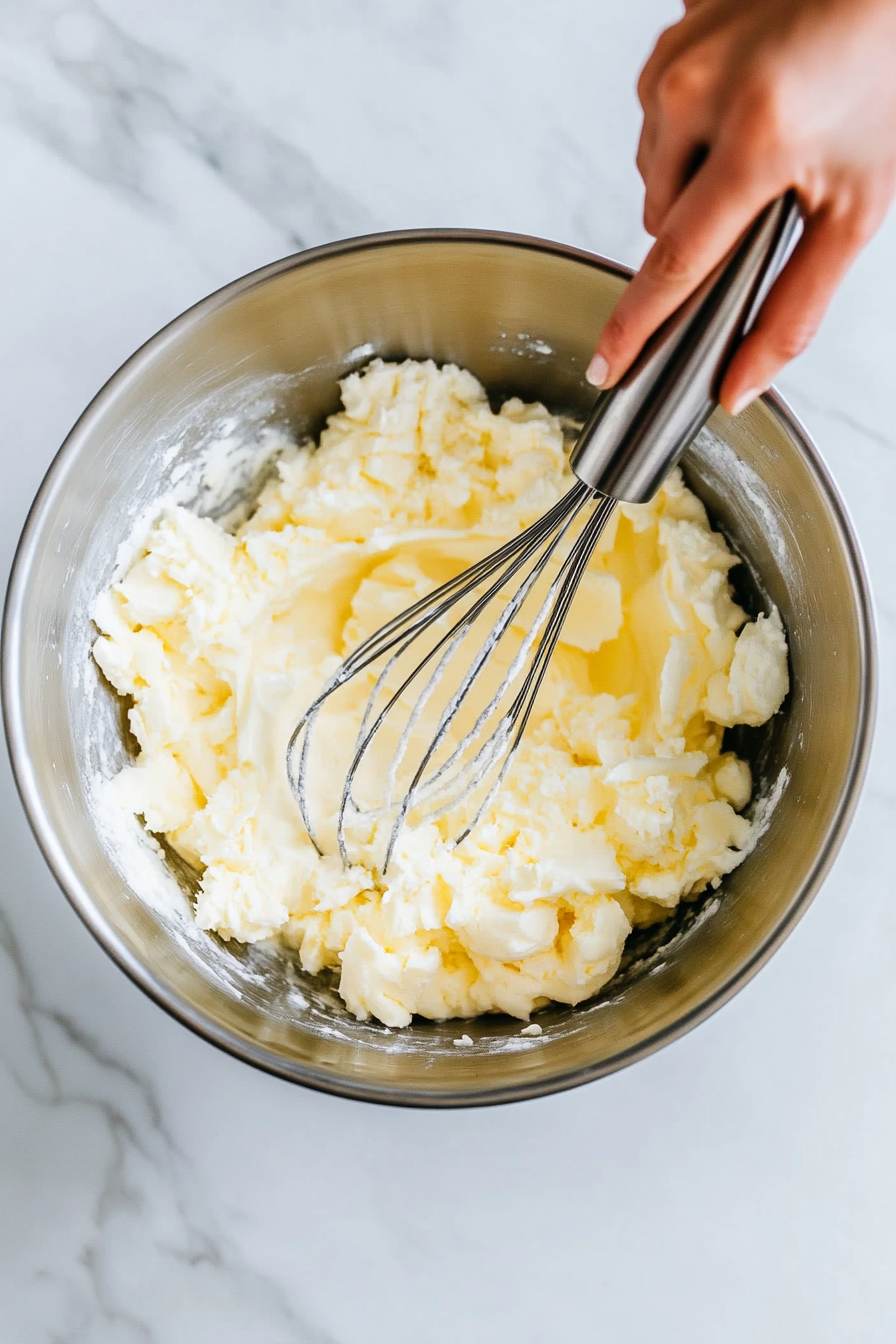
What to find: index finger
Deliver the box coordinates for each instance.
[588,152,782,387]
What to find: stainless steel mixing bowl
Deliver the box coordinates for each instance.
[2,231,876,1106]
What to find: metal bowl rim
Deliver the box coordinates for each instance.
[1,227,878,1107]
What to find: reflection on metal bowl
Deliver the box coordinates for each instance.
[2,231,876,1106]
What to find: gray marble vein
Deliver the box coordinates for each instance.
[0,0,371,250]
[0,909,336,1343]
[780,384,896,457]
[1,1,895,1340]
[327,0,460,70]
[780,381,896,633]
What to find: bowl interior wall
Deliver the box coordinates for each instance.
[7,236,871,1104]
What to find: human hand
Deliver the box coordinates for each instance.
[587,0,896,413]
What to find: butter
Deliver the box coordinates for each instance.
[93,359,789,1027]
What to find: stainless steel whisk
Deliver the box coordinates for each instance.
[288,193,802,873]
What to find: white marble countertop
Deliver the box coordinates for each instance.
[2,2,894,1340]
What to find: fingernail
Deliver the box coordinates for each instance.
[586,353,609,388]
[731,387,763,417]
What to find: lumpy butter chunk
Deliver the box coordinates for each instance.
[93,359,789,1027]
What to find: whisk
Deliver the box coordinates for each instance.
[288,192,802,873]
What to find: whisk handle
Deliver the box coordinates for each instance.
[570,190,803,503]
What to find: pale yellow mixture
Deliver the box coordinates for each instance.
[93,359,789,1027]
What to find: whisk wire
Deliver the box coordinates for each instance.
[452,493,616,848]
[375,488,603,869]
[287,192,802,874]
[286,484,591,853]
[335,485,584,677]
[335,483,595,864]
[287,480,615,873]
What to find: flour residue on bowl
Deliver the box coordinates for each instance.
[694,426,790,573]
[88,358,792,1033]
